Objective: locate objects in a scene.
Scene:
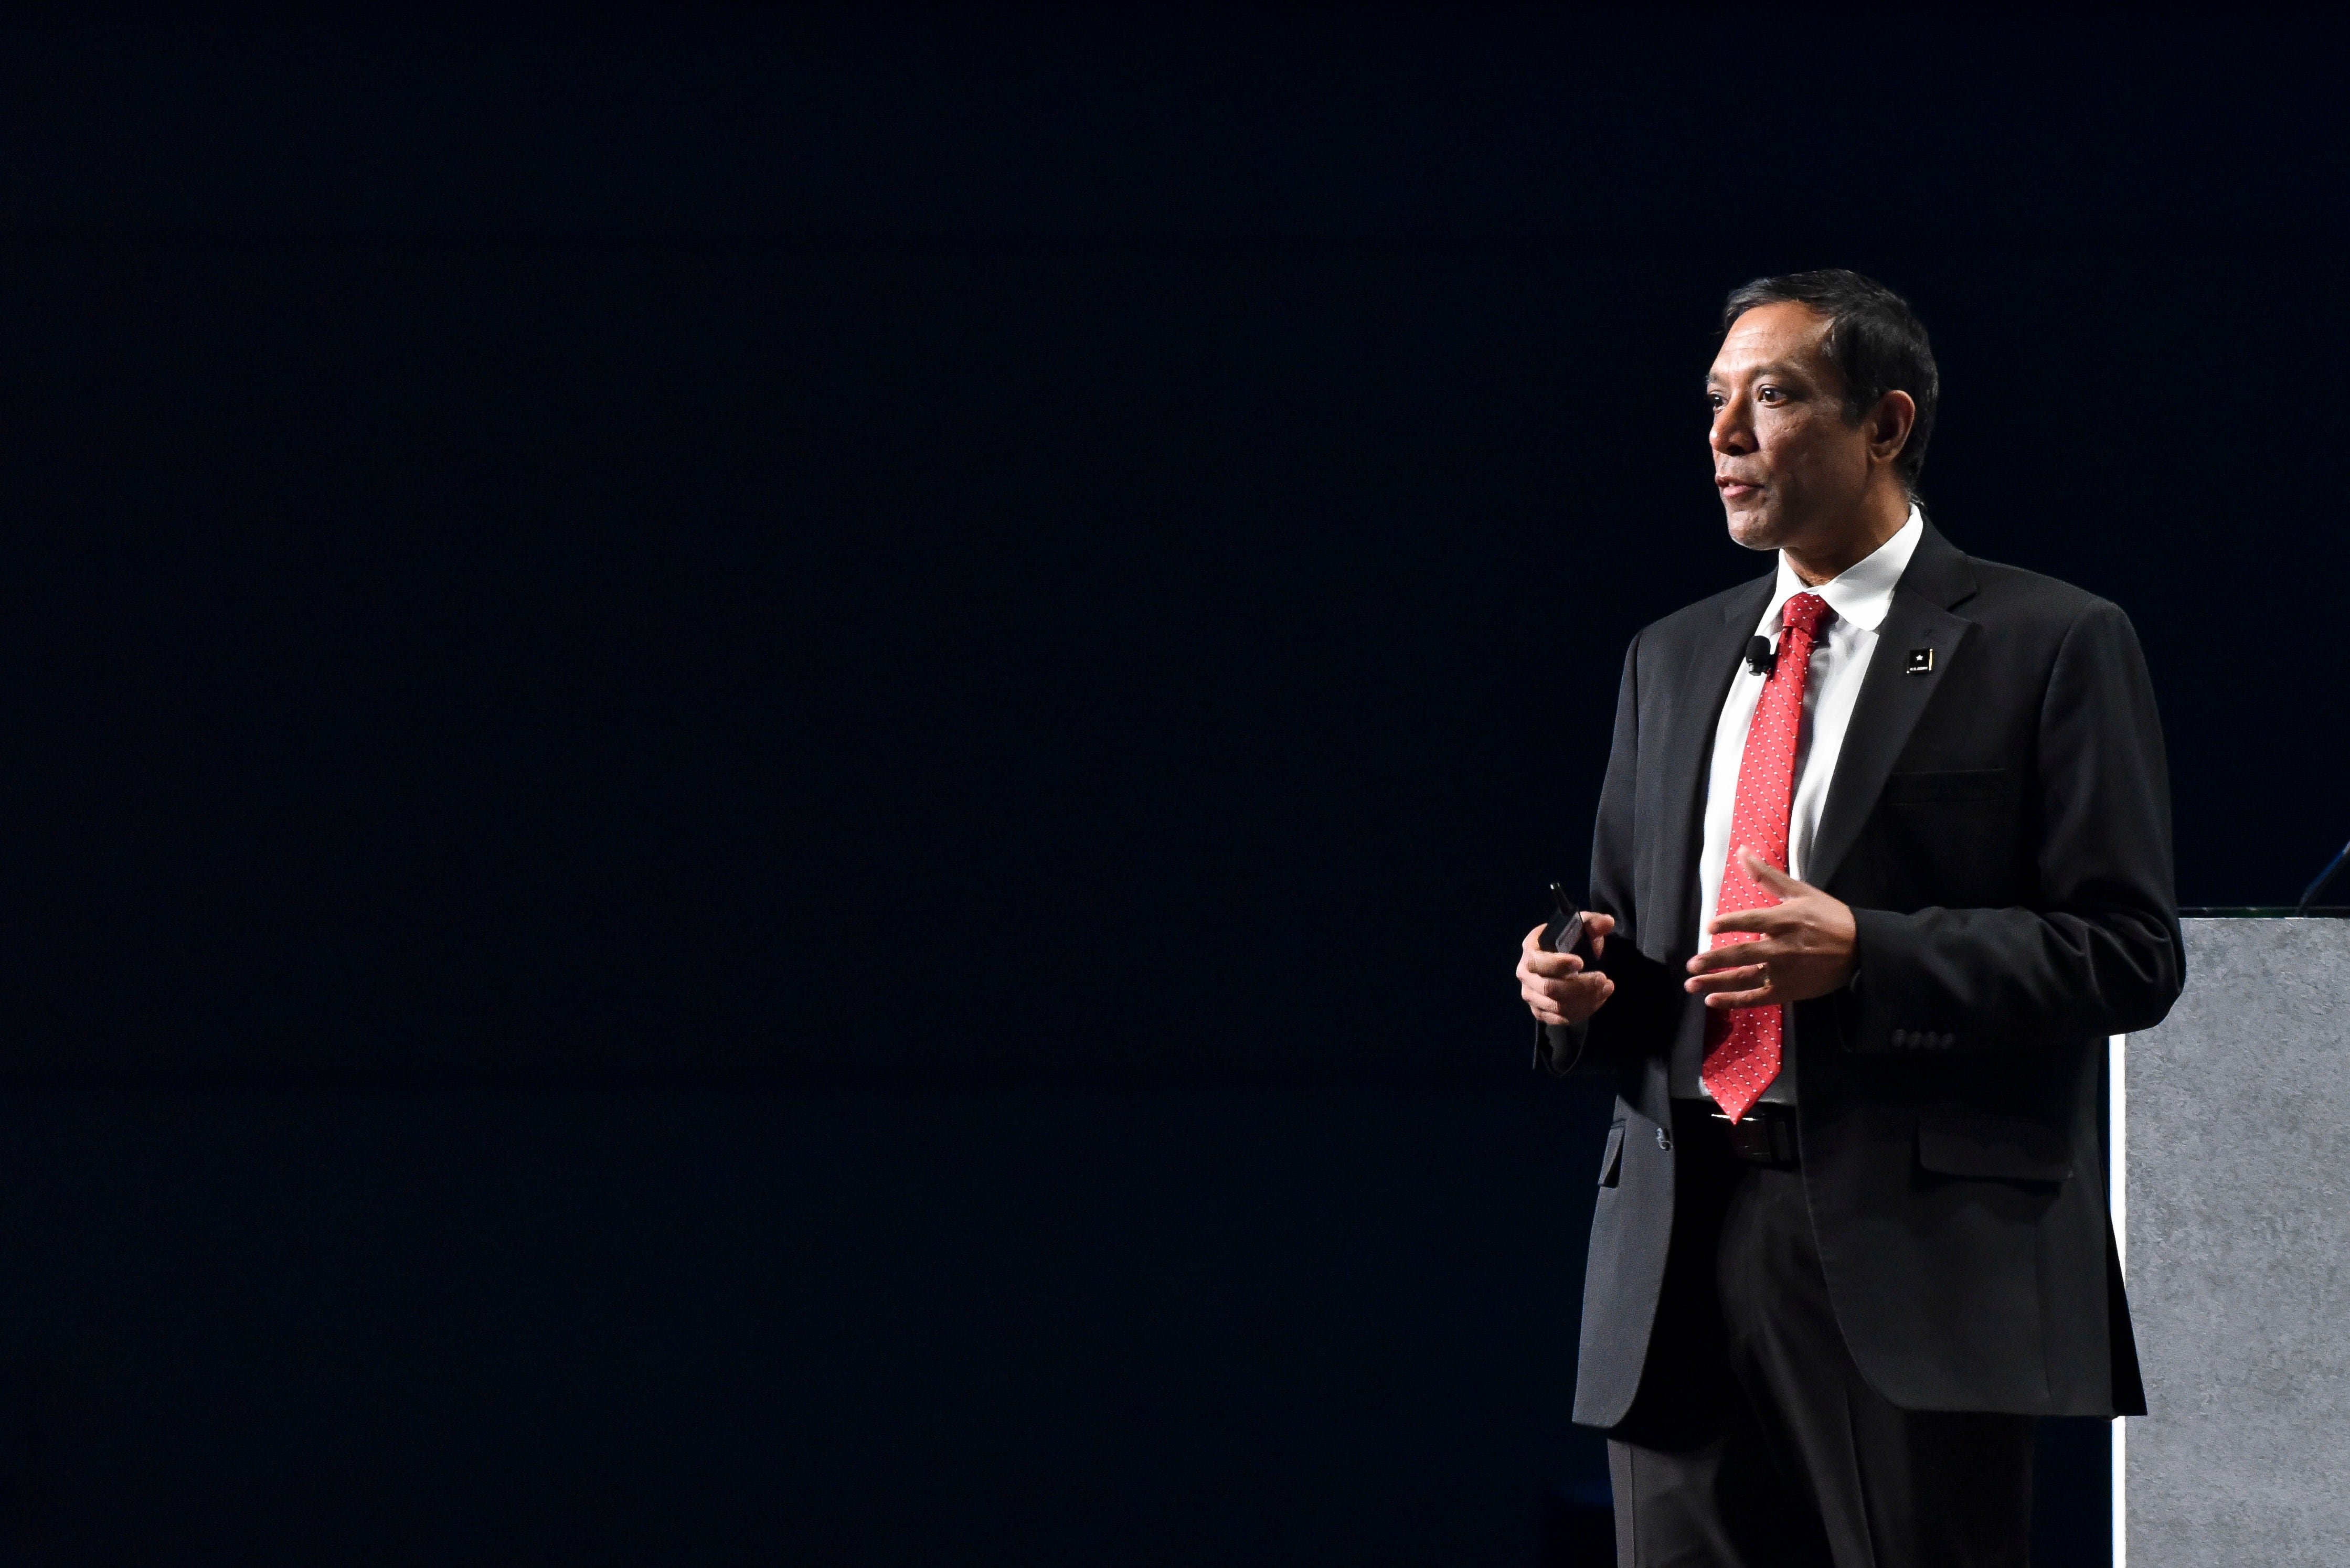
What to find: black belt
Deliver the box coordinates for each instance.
[1711,1101,1801,1168]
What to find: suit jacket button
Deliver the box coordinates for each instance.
[1655,1127,1673,1151]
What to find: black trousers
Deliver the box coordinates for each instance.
[1604,1102,2034,1568]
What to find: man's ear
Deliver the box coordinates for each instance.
[1869,390,1917,464]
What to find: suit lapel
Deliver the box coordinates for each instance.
[1806,523,1980,892]
[1652,575,1772,957]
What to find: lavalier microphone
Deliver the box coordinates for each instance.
[1745,635,1775,677]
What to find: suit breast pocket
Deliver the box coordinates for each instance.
[1872,768,2024,904]
[1881,767,2012,804]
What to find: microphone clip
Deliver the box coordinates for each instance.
[1744,635,1776,677]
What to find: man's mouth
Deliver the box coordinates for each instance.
[1716,475,1761,498]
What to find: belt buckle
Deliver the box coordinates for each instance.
[1714,1106,1796,1166]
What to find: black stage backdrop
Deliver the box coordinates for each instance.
[2,13,2342,1563]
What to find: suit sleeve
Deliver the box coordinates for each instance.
[1537,632,1684,1074]
[1842,599,2185,1052]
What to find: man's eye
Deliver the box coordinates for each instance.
[1756,387,1781,403]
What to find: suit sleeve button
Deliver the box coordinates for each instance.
[1891,1028,1911,1047]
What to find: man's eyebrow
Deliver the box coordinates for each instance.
[1706,358,1809,387]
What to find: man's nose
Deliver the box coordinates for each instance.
[1710,398,1754,455]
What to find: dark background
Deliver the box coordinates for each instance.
[4,12,2342,1563]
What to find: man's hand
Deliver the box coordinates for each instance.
[1684,850,1856,1007]
[1518,914,1617,1028]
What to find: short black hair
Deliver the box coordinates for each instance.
[1721,269,1939,494]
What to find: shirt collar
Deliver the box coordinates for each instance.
[1763,503,1926,636]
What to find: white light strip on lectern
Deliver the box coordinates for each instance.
[2111,1032,2127,1568]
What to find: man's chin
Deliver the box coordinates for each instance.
[1722,508,1785,553]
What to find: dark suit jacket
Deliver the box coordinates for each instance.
[1547,520,2180,1424]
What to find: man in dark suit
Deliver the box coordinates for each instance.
[1514,271,2181,1566]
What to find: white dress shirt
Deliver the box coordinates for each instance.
[1686,504,1924,1102]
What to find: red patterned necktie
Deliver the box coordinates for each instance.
[1701,591,1832,1124]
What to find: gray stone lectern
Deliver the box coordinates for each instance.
[2118,915,2350,1566]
